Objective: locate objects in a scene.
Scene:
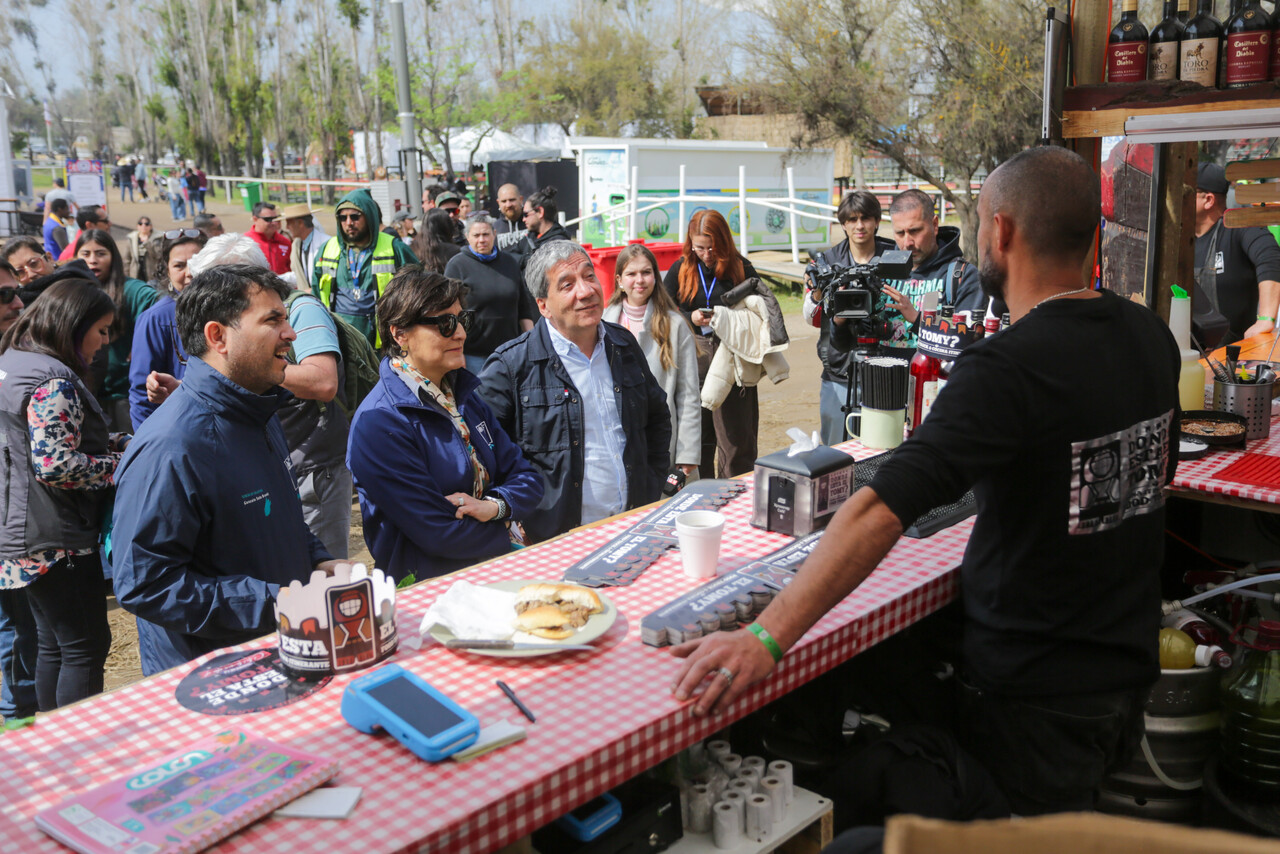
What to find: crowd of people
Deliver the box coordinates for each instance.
[4,150,1279,840]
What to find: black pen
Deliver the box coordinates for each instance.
[496,680,536,723]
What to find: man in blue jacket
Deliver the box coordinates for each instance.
[112,265,343,675]
[480,241,671,543]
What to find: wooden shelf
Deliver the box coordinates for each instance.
[1062,80,1280,139]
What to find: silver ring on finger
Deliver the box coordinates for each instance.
[715,666,734,688]
[457,496,465,506]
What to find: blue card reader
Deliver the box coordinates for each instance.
[341,663,480,761]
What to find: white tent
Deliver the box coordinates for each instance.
[353,128,561,176]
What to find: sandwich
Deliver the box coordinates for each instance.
[513,583,604,639]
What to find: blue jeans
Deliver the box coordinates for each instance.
[820,378,853,445]
[120,182,134,203]
[168,194,186,221]
[0,587,37,720]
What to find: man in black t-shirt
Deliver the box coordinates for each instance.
[1193,162,1280,346]
[670,146,1180,817]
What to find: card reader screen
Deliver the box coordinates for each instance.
[367,675,466,737]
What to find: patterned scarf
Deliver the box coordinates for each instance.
[390,356,489,497]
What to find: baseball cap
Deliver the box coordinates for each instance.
[1197,163,1230,196]
[436,191,461,206]
[392,211,414,223]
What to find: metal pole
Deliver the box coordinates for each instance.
[306,181,313,210]
[629,165,639,241]
[786,166,799,265]
[389,0,421,217]
[738,164,748,258]
[678,164,687,245]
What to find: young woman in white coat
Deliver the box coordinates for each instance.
[603,244,701,480]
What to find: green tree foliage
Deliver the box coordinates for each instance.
[518,12,677,137]
[745,0,1046,256]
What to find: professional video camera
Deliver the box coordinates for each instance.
[807,249,913,337]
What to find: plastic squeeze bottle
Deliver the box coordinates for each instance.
[1171,285,1206,411]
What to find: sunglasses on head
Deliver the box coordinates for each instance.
[337,212,364,222]
[164,228,202,240]
[0,287,18,304]
[416,310,475,337]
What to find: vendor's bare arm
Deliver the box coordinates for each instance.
[669,486,903,716]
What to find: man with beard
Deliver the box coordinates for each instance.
[312,188,418,347]
[513,186,570,269]
[879,189,988,357]
[670,146,1180,821]
[111,265,347,675]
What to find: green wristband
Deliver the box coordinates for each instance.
[1258,315,1275,323]
[748,622,784,662]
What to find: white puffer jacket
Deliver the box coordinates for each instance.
[701,294,790,411]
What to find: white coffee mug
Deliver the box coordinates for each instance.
[845,407,905,450]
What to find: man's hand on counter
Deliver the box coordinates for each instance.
[670,629,777,717]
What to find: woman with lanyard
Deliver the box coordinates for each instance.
[346,267,543,583]
[663,209,760,478]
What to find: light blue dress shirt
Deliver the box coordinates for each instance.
[545,323,629,525]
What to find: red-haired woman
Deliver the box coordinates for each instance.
[662,209,760,478]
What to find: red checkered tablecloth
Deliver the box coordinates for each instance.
[0,443,968,854]
[1171,401,1280,508]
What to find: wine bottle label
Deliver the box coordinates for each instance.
[1225,31,1270,85]
[1150,40,1180,79]
[1108,42,1149,82]
[1181,37,1220,85]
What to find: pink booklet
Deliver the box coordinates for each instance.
[35,729,339,854]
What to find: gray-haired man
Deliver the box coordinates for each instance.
[479,241,671,543]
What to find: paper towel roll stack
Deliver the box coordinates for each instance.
[768,759,794,806]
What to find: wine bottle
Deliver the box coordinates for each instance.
[1108,0,1150,82]
[907,309,939,436]
[1181,0,1223,87]
[1150,0,1187,79]
[1269,3,1279,81]
[1162,609,1224,646]
[1223,0,1271,87]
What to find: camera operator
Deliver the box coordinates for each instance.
[881,189,988,357]
[805,191,897,444]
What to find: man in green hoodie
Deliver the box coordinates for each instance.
[312,189,418,347]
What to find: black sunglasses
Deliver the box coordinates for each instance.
[164,228,202,240]
[416,310,475,337]
[337,212,364,222]
[0,287,18,304]
[138,220,152,227]
[257,215,280,222]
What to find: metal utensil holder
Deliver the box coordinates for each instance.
[1214,379,1275,441]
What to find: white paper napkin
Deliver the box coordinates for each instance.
[419,580,517,640]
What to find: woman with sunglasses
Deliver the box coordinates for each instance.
[663,209,760,478]
[122,217,153,282]
[126,229,208,428]
[604,244,701,481]
[347,266,543,583]
[0,279,123,711]
[444,213,536,374]
[73,229,161,430]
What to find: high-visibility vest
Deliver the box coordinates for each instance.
[315,231,397,324]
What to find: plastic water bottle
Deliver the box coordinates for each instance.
[1220,620,1280,792]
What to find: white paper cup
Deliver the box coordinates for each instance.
[675,510,726,579]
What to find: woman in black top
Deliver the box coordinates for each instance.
[444,214,537,374]
[411,209,463,273]
[663,209,760,478]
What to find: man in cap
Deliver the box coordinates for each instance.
[1193,161,1280,346]
[283,203,329,292]
[312,188,418,347]
[435,191,467,245]
[385,210,417,243]
[245,202,293,276]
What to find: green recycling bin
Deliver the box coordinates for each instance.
[238,182,263,212]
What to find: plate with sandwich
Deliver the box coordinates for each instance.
[429,580,617,658]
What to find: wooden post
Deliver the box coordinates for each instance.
[1151,142,1198,322]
